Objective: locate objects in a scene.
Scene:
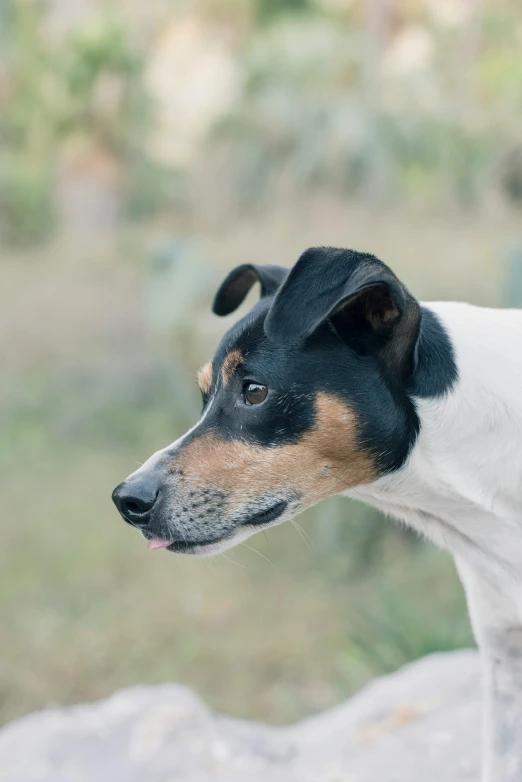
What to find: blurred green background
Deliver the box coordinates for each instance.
[2,0,522,728]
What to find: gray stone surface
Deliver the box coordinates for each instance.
[0,650,482,782]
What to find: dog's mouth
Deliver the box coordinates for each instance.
[166,537,227,554]
[145,499,290,555]
[242,499,289,527]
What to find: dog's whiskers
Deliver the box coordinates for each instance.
[240,542,280,571]
[219,551,249,569]
[290,519,314,553]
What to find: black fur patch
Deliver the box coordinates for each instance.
[410,307,458,399]
[213,264,288,316]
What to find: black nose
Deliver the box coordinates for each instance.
[112,475,160,527]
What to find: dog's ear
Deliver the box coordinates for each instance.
[213,264,288,316]
[265,247,421,384]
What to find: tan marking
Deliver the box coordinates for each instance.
[222,349,243,385]
[172,392,376,508]
[197,362,213,396]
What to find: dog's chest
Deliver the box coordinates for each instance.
[351,454,522,593]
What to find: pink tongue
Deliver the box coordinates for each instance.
[147,538,172,551]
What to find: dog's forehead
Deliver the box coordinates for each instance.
[208,300,290,388]
[214,300,270,363]
[197,303,270,397]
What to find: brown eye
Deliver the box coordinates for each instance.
[244,383,268,406]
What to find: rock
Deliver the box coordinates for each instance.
[0,650,481,782]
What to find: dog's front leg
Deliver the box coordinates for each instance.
[457,560,522,782]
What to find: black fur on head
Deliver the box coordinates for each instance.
[213,264,288,316]
[264,247,421,391]
[214,248,424,393]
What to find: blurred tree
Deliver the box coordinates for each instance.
[58,15,149,150]
[56,13,164,227]
[0,0,58,245]
[0,154,56,246]
[0,4,169,245]
[256,0,311,24]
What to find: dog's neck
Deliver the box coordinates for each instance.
[350,301,522,592]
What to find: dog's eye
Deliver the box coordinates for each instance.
[243,383,268,406]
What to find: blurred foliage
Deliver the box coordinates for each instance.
[339,558,473,678]
[0,1,163,245]
[256,0,312,24]
[0,0,57,244]
[2,0,522,245]
[58,16,151,154]
[124,153,173,220]
[0,152,56,245]
[210,8,517,210]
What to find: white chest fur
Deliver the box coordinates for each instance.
[349,301,522,614]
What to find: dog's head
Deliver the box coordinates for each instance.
[112,247,440,555]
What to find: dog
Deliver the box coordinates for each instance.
[113,247,522,782]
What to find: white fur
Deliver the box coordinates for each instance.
[349,301,522,782]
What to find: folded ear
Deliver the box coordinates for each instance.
[213,264,288,316]
[264,247,421,384]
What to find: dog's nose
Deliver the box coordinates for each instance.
[112,475,160,527]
